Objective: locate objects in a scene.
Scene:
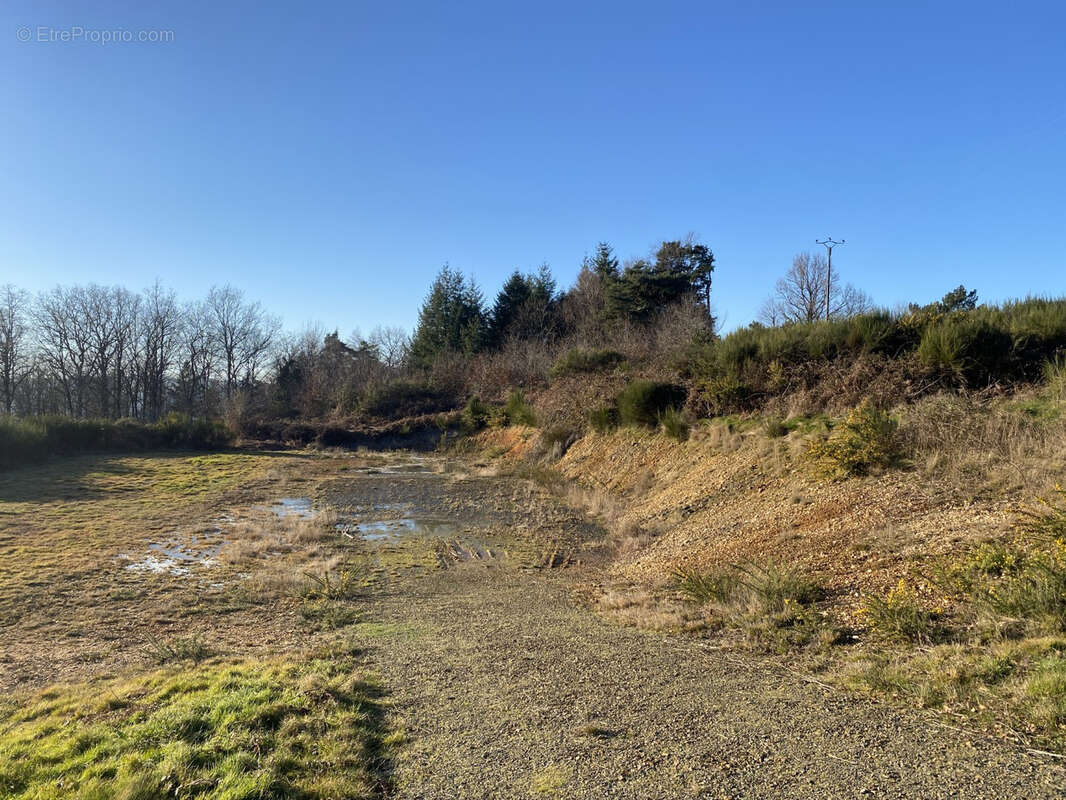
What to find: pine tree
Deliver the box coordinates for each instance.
[409,266,487,368]
[487,265,559,347]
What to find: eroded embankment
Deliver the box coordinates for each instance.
[552,426,1014,618]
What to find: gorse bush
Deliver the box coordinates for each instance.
[658,407,689,441]
[808,401,904,480]
[503,389,537,426]
[616,381,687,428]
[1044,358,1066,405]
[587,405,618,433]
[551,348,626,377]
[917,316,1013,384]
[861,580,934,642]
[682,298,1066,415]
[461,396,491,431]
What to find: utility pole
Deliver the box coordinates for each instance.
[816,237,845,321]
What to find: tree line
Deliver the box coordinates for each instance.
[0,283,280,419]
[2,236,887,424]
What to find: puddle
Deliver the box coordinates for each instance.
[262,497,316,519]
[119,522,229,576]
[148,528,226,562]
[355,460,436,475]
[336,517,458,542]
[119,553,191,576]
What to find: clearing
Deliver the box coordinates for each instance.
[1,450,1063,798]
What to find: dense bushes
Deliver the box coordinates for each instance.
[0,414,233,470]
[503,389,537,426]
[551,348,626,377]
[358,380,456,418]
[685,299,1066,416]
[616,381,687,427]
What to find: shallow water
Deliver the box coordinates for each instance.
[336,517,459,542]
[264,497,316,518]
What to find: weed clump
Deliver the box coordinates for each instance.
[861,580,934,642]
[808,401,904,480]
[674,562,826,652]
[658,407,689,441]
[674,567,737,604]
[144,634,214,665]
[587,405,618,433]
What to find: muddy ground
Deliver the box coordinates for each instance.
[2,450,1064,797]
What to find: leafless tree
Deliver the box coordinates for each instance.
[205,285,280,401]
[368,325,410,370]
[0,285,32,413]
[36,286,94,416]
[137,282,181,420]
[760,251,873,325]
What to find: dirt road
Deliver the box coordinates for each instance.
[325,462,1066,799]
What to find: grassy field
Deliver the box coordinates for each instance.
[2,443,1064,797]
[0,450,401,799]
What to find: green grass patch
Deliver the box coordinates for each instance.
[0,652,392,800]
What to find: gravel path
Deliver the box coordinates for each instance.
[333,467,1066,799]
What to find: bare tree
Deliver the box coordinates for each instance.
[368,325,410,370]
[0,285,31,413]
[137,282,181,420]
[36,286,94,416]
[760,251,872,325]
[205,285,280,401]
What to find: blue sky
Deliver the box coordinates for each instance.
[2,0,1064,334]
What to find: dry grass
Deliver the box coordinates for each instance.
[901,392,1066,496]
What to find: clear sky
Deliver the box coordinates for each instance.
[2,0,1064,334]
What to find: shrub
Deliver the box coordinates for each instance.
[1044,358,1066,405]
[674,567,737,604]
[862,580,933,642]
[540,425,579,456]
[808,400,904,480]
[503,389,537,426]
[461,396,491,432]
[616,381,687,428]
[587,405,618,433]
[918,316,1012,384]
[0,414,233,471]
[762,417,789,438]
[735,562,821,614]
[658,407,689,441]
[359,380,455,418]
[551,348,626,377]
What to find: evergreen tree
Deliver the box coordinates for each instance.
[487,264,559,347]
[590,242,619,282]
[409,266,487,368]
[605,240,715,322]
[938,285,979,312]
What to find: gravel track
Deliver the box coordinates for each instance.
[331,467,1066,799]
